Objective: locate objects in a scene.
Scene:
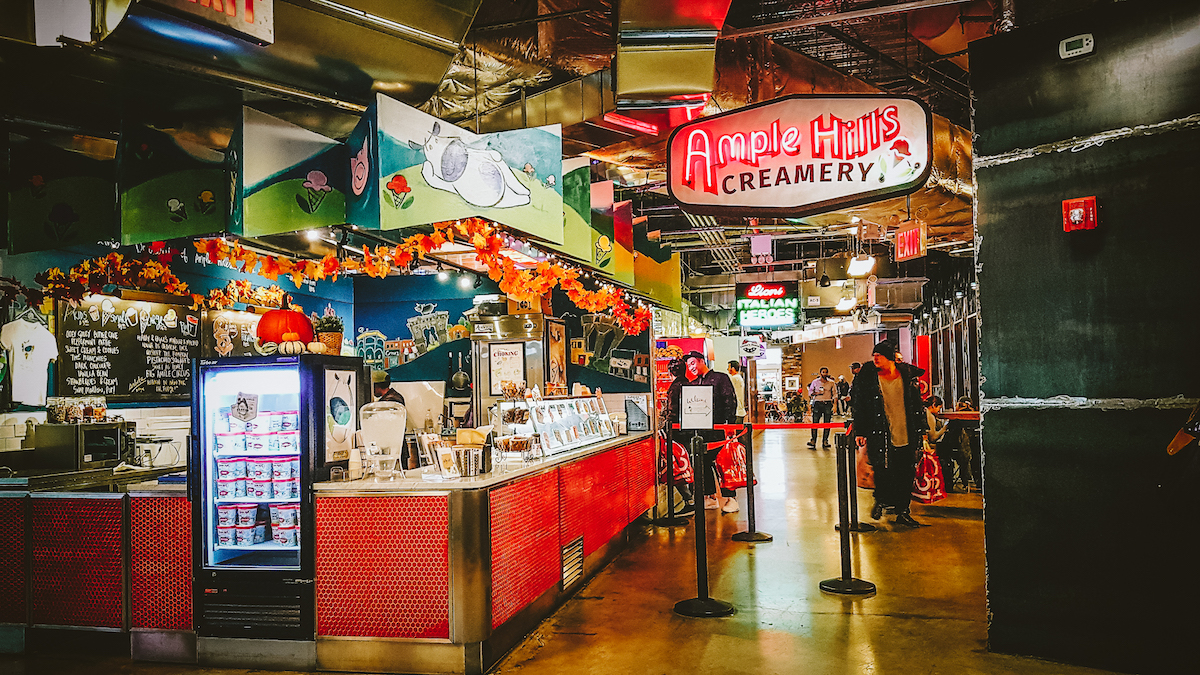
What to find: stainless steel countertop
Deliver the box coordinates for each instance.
[313,432,653,494]
[0,463,188,492]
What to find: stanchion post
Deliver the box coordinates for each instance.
[819,430,877,596]
[651,425,689,527]
[835,421,876,533]
[674,432,735,618]
[732,423,772,543]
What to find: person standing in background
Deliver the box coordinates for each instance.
[683,351,739,513]
[808,367,837,448]
[835,375,850,415]
[924,395,953,491]
[727,360,746,426]
[851,341,929,527]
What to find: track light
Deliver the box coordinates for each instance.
[305,230,321,242]
[437,262,448,281]
[818,273,831,288]
[473,275,483,289]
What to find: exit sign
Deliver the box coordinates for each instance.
[148,0,274,44]
[894,219,927,262]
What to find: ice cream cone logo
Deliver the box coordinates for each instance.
[595,235,613,267]
[298,171,333,214]
[386,174,414,209]
[350,138,370,196]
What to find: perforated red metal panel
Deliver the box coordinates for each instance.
[627,439,657,522]
[560,447,627,558]
[316,496,449,638]
[31,497,124,628]
[490,469,560,629]
[130,496,192,630]
[0,496,25,624]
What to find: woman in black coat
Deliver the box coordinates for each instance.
[850,341,929,527]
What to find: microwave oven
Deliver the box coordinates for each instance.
[26,421,137,470]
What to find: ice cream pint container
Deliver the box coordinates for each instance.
[277,431,300,453]
[234,525,255,546]
[273,525,298,547]
[216,526,236,546]
[236,504,259,526]
[249,479,273,499]
[270,457,291,480]
[272,477,295,499]
[277,411,300,432]
[214,432,245,454]
[216,504,238,527]
[246,458,272,480]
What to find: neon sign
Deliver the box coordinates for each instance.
[148,0,274,44]
[736,282,799,328]
[667,95,932,218]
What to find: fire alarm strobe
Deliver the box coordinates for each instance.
[1062,196,1098,232]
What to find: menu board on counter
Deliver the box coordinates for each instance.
[202,309,262,357]
[56,295,201,401]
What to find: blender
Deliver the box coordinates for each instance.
[359,401,407,479]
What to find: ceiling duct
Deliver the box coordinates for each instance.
[613,0,732,105]
[872,278,927,311]
[96,0,483,108]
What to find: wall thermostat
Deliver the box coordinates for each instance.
[1059,33,1094,59]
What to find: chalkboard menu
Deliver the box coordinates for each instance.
[57,295,201,401]
[202,310,262,358]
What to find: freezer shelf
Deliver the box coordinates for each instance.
[216,494,302,499]
[215,542,299,551]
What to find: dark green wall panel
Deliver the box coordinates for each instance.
[977,128,1200,400]
[971,0,1200,157]
[984,407,1195,673]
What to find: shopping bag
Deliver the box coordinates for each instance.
[855,442,875,489]
[657,433,694,484]
[912,445,947,504]
[715,439,752,490]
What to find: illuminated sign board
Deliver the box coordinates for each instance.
[148,0,274,44]
[667,94,932,217]
[736,282,800,328]
[894,219,928,262]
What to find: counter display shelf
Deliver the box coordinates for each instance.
[0,431,658,675]
[492,395,615,460]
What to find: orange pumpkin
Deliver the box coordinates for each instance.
[256,303,313,345]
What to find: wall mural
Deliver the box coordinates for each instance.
[344,94,565,246]
[557,290,651,394]
[237,107,346,238]
[118,124,229,245]
[6,136,118,254]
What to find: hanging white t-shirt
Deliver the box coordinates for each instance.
[0,319,59,406]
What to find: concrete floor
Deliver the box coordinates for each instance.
[0,429,1120,675]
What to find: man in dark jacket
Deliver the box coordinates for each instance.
[683,351,740,512]
[850,341,928,527]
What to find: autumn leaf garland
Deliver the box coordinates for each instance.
[193,218,652,335]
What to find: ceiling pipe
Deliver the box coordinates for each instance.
[721,0,975,39]
[998,0,1017,32]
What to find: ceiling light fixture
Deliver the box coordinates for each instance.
[305,230,320,242]
[847,254,876,277]
[473,275,483,289]
[458,275,471,289]
[436,263,448,281]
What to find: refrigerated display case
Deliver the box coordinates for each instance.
[494,395,616,460]
[190,354,369,641]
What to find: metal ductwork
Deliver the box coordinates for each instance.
[613,0,732,105]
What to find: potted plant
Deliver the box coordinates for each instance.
[311,305,344,354]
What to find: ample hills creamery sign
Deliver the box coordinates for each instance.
[667,95,932,217]
[148,0,274,44]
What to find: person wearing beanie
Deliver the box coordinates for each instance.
[850,340,929,527]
